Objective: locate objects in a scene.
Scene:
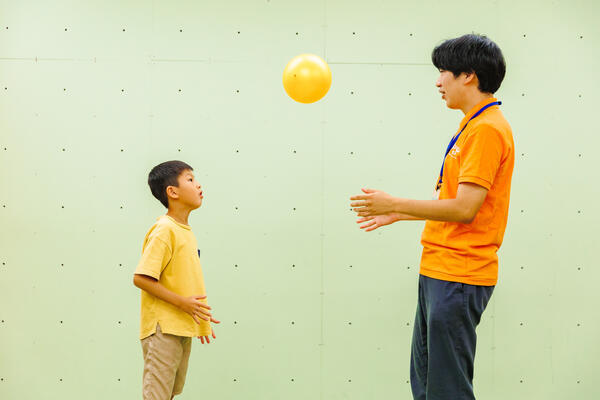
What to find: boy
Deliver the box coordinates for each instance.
[133,160,220,400]
[350,34,513,399]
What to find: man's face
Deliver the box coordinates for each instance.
[175,169,203,209]
[436,69,466,110]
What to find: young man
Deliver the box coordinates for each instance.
[134,160,220,400]
[350,34,514,400]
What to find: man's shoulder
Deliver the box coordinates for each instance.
[469,114,512,143]
[461,115,514,162]
[476,109,511,133]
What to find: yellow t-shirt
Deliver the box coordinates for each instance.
[135,215,211,339]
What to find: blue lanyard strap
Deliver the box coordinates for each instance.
[436,101,501,190]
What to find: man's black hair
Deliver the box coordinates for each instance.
[432,34,506,94]
[148,160,193,208]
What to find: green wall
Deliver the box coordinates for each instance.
[1,1,599,399]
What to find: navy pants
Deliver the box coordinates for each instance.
[410,275,494,400]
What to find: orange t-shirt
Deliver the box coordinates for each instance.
[420,97,514,286]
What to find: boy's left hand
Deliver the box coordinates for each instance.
[199,328,216,344]
[198,317,220,344]
[350,188,395,216]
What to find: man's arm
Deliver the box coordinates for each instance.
[133,274,214,325]
[389,213,424,221]
[392,183,488,223]
[354,188,425,225]
[351,182,488,224]
[356,213,423,232]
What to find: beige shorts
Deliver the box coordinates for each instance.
[141,323,192,400]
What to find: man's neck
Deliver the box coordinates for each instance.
[460,92,494,115]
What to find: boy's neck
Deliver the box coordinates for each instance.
[459,91,494,115]
[166,207,192,226]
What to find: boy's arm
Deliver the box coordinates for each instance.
[133,274,213,325]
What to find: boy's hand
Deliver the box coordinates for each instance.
[199,328,217,344]
[199,319,220,344]
[180,295,212,324]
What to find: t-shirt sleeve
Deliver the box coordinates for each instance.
[134,232,172,280]
[458,124,505,190]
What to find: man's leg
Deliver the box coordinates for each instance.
[410,275,429,400]
[422,276,494,400]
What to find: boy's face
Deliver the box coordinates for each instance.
[170,169,203,209]
[436,69,468,110]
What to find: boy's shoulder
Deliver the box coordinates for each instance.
[145,215,179,242]
[154,215,176,228]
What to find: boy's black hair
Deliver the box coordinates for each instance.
[148,160,193,208]
[432,34,506,94]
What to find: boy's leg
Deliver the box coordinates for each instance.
[417,275,494,400]
[171,337,192,397]
[410,275,428,400]
[141,324,186,400]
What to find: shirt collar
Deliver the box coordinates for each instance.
[161,215,192,230]
[459,97,499,129]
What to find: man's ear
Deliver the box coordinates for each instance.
[463,71,478,86]
[166,186,179,200]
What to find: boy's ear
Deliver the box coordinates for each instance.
[166,186,179,200]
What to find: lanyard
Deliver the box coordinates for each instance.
[436,101,501,190]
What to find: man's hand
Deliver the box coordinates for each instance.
[357,212,423,231]
[356,214,401,231]
[180,295,213,325]
[350,188,395,217]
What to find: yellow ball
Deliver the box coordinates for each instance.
[282,54,332,104]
